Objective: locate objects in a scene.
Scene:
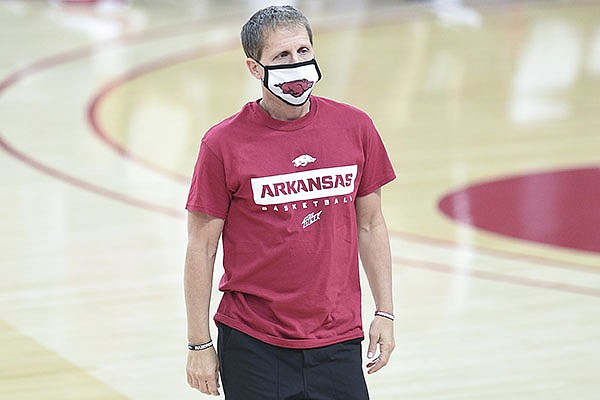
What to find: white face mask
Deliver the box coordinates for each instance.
[257,58,322,106]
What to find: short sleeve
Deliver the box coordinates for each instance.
[357,120,396,197]
[186,140,231,219]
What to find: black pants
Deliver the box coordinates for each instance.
[217,324,370,400]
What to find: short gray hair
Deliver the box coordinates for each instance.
[241,5,313,61]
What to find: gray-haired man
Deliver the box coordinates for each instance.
[184,5,396,399]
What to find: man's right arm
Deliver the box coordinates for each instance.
[184,210,225,396]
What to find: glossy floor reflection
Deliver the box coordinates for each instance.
[1,1,599,399]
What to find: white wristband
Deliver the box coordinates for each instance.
[375,311,395,321]
[188,340,213,351]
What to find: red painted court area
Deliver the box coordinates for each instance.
[439,167,600,254]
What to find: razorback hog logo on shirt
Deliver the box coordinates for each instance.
[274,79,314,98]
[293,154,316,167]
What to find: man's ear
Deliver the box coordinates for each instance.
[246,58,263,80]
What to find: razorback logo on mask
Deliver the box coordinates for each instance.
[274,79,314,98]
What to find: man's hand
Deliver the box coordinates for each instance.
[186,347,221,396]
[366,316,395,374]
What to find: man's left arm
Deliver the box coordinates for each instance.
[355,189,395,374]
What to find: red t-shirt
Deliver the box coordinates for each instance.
[186,96,396,349]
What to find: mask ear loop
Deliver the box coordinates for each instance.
[252,59,270,87]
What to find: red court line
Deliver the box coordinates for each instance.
[390,230,600,275]
[394,256,600,298]
[0,13,245,216]
[0,133,184,218]
[87,41,239,184]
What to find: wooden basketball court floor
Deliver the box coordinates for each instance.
[1,0,599,398]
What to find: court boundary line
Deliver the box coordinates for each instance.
[390,230,600,275]
[0,133,183,218]
[393,256,600,298]
[87,41,240,184]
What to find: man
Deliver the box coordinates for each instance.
[184,5,396,399]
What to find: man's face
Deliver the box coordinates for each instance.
[258,25,314,67]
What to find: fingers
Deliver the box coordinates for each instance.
[367,331,378,360]
[367,341,394,374]
[366,318,395,374]
[186,349,221,396]
[187,369,220,395]
[366,330,381,374]
[205,371,221,396]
